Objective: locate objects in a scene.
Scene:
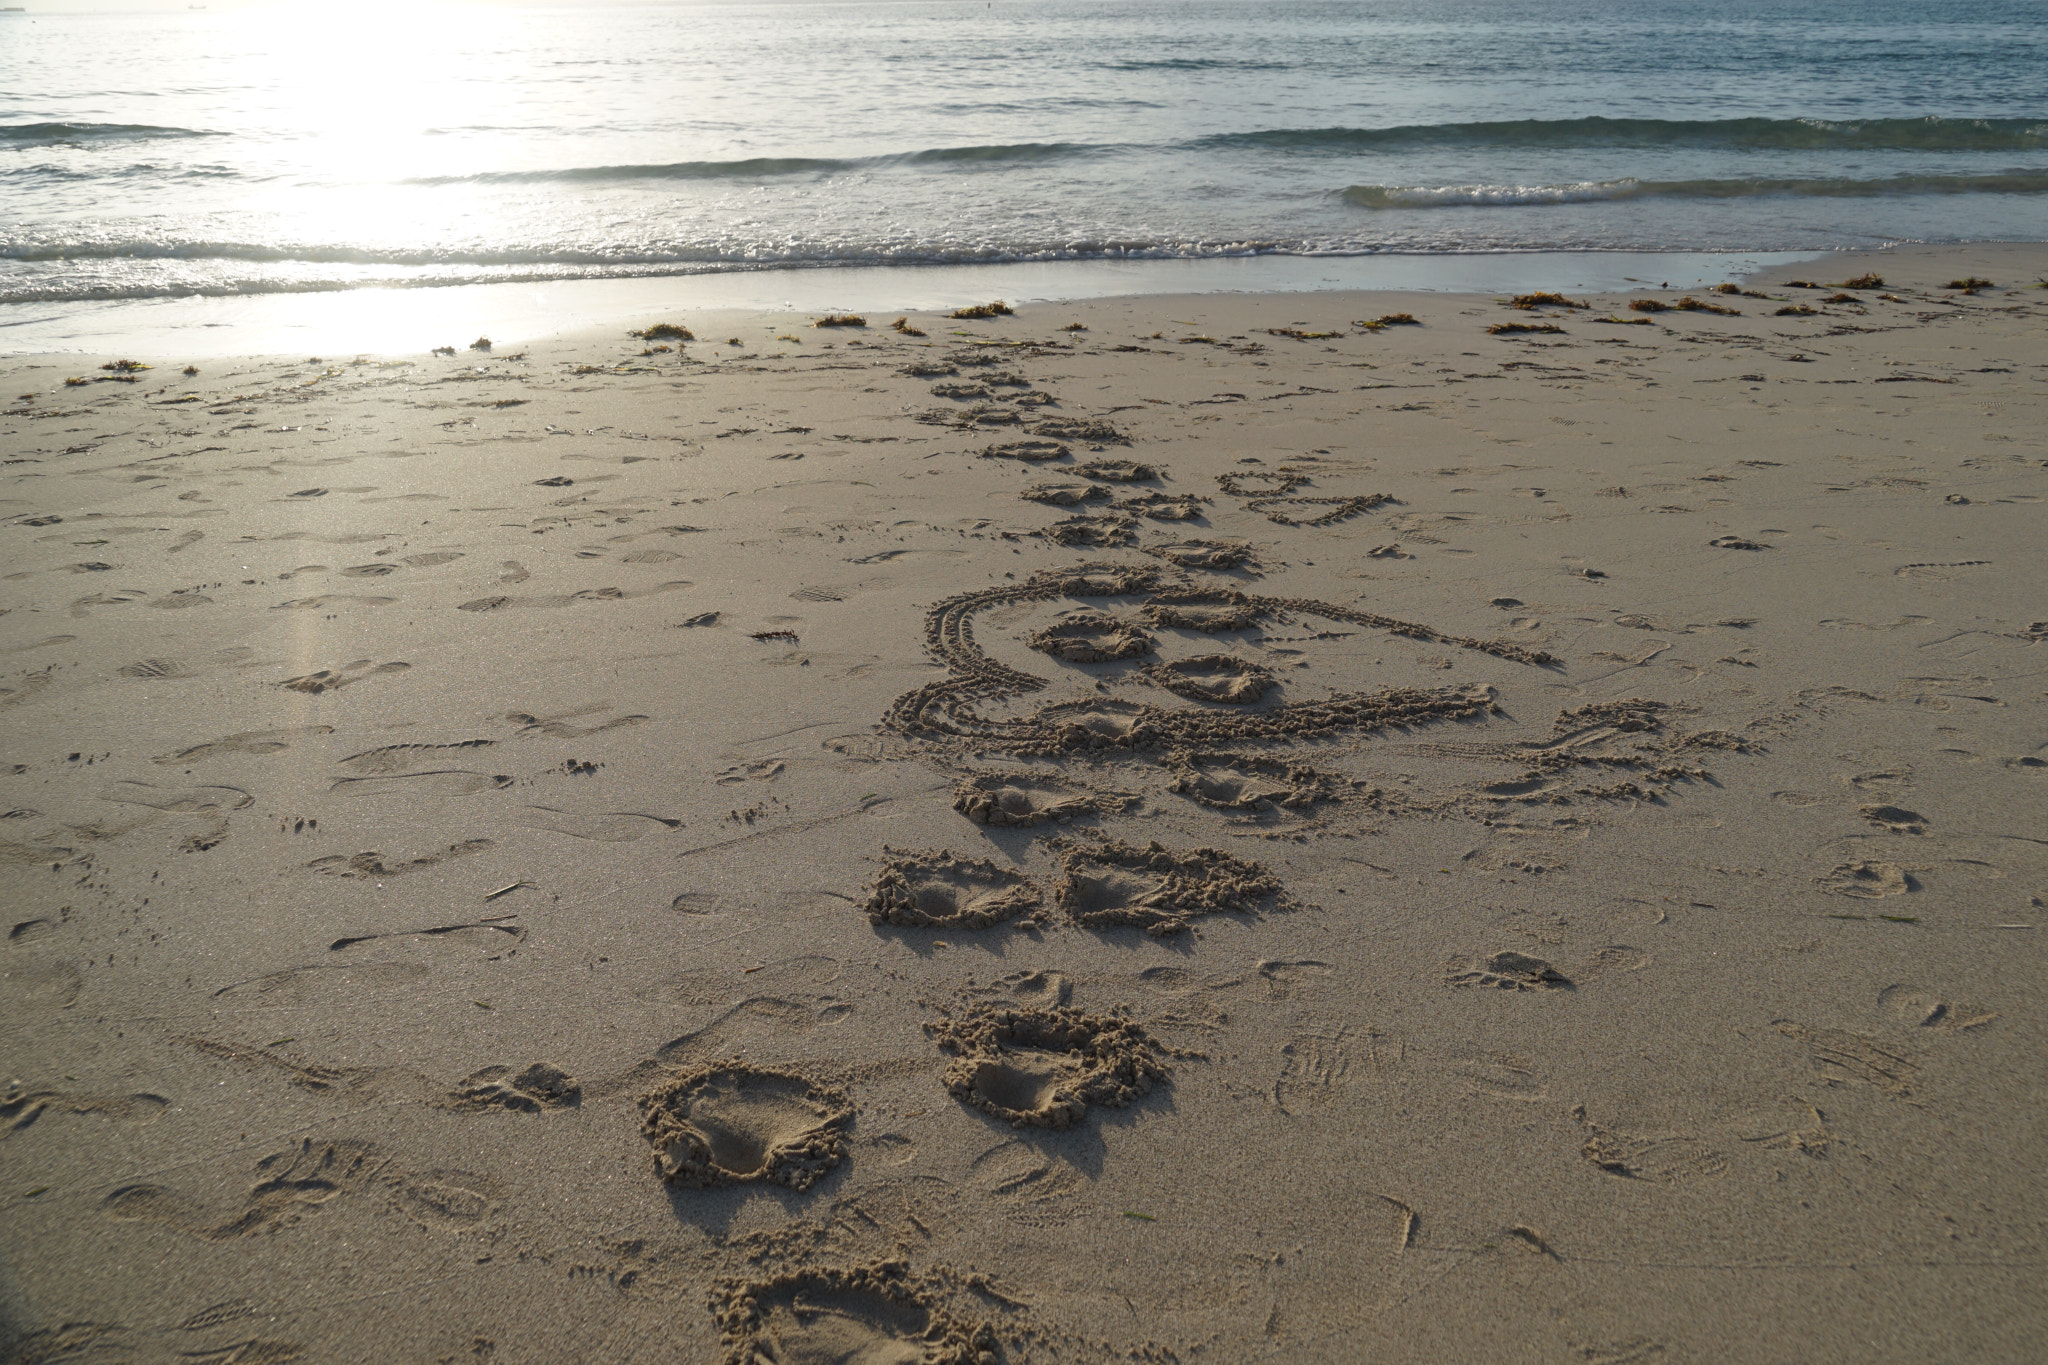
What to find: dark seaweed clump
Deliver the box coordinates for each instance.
[814,314,867,328]
[951,301,1015,320]
[1508,292,1588,310]
[1487,322,1565,335]
[632,322,693,341]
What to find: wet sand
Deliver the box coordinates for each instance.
[2,243,2043,1363]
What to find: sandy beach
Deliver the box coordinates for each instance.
[3,242,2044,1363]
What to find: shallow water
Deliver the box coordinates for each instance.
[4,0,2043,314]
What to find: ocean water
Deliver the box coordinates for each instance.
[3,0,2044,311]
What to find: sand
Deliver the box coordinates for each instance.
[2,243,2043,1363]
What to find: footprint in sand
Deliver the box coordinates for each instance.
[447,1062,581,1113]
[306,839,493,880]
[505,706,647,738]
[390,1168,502,1233]
[1445,950,1574,991]
[1773,1021,1920,1099]
[1143,660,1275,710]
[103,1138,383,1241]
[1817,861,1913,898]
[1575,1108,1727,1182]
[335,739,494,775]
[328,918,525,959]
[0,958,84,1010]
[271,594,397,611]
[517,807,681,841]
[328,771,512,798]
[1141,589,1263,632]
[458,582,688,611]
[1143,539,1252,570]
[1859,804,1930,833]
[1052,837,1288,937]
[862,849,1043,930]
[651,996,853,1070]
[637,1063,852,1190]
[1876,984,1998,1032]
[97,781,253,812]
[3,1084,168,1136]
[969,1138,1086,1221]
[116,658,198,680]
[715,759,786,784]
[280,660,410,694]
[712,1264,995,1365]
[1274,1028,1354,1116]
[968,970,1072,1010]
[951,770,1133,827]
[211,962,428,1005]
[930,1004,1170,1130]
[1166,752,1342,812]
[1027,614,1154,662]
[0,669,56,708]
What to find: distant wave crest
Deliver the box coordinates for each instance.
[406,141,1097,185]
[1223,115,2048,153]
[0,121,216,144]
[1343,170,2048,208]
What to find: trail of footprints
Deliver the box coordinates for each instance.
[45,509,1801,1362]
[559,533,1801,1357]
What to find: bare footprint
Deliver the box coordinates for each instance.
[713,1264,991,1365]
[280,660,410,694]
[931,1004,1169,1130]
[327,771,511,798]
[637,1063,852,1190]
[103,1138,383,1241]
[97,782,253,812]
[862,849,1043,929]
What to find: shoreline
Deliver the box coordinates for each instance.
[3,239,2043,1363]
[7,240,2043,363]
[0,246,1845,360]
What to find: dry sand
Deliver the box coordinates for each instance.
[2,243,2044,1364]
